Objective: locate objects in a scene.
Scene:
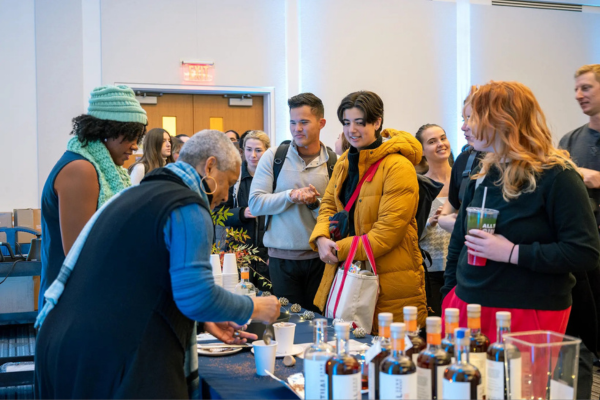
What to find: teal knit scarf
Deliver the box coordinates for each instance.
[67,137,131,207]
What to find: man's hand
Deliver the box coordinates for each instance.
[290,185,321,205]
[579,168,600,189]
[243,207,255,219]
[316,236,339,264]
[204,321,258,344]
[250,296,281,324]
[465,229,516,264]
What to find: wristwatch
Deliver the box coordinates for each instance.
[306,199,321,210]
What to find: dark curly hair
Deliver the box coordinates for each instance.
[70,114,146,146]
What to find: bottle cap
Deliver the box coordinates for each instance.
[378,312,393,323]
[496,311,511,327]
[467,304,481,313]
[334,322,350,333]
[445,308,459,322]
[403,306,417,316]
[496,311,511,321]
[426,316,442,329]
[390,322,406,337]
[455,328,470,344]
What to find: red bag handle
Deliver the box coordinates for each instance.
[344,158,385,212]
[361,234,377,276]
[331,236,360,317]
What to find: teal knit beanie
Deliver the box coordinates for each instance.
[87,85,148,124]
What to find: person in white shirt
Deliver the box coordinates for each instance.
[129,128,174,185]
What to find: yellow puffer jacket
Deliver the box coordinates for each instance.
[310,129,427,332]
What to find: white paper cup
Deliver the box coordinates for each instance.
[222,253,238,275]
[273,322,296,355]
[222,273,238,292]
[213,274,223,287]
[210,254,222,276]
[252,340,278,376]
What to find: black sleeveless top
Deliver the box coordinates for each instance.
[34,168,208,399]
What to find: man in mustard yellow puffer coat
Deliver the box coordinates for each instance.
[310,123,427,333]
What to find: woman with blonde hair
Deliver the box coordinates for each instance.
[129,128,174,184]
[441,81,600,342]
[217,130,271,290]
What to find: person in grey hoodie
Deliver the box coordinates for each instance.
[249,93,334,312]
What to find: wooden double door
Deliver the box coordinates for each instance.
[140,93,264,137]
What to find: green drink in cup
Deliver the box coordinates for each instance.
[466,207,500,266]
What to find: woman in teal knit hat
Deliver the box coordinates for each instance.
[39,85,147,310]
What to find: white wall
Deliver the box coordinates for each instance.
[471,4,600,142]
[35,0,86,196]
[299,0,458,151]
[0,0,38,211]
[100,0,288,140]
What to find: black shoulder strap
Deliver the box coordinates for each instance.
[458,148,479,204]
[325,147,337,178]
[272,140,291,192]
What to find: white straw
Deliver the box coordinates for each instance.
[481,186,488,213]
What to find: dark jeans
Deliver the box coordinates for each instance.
[427,271,444,317]
[268,256,325,313]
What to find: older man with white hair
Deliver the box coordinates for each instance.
[34,130,280,399]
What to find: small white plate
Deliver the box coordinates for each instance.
[252,344,304,358]
[197,347,243,357]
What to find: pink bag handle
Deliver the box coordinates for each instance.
[330,236,361,317]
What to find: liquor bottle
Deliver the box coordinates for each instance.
[467,304,490,399]
[486,312,522,400]
[416,317,452,399]
[379,322,418,399]
[234,266,256,297]
[443,328,483,399]
[404,306,426,363]
[326,322,361,400]
[442,308,460,361]
[304,319,334,400]
[367,312,393,400]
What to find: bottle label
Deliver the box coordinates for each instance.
[332,373,361,400]
[380,371,417,399]
[416,367,431,399]
[442,380,472,400]
[470,352,487,397]
[509,357,522,399]
[304,359,328,400]
[416,365,447,399]
[486,359,504,400]
[368,360,376,400]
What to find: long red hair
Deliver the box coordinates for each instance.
[469,81,576,201]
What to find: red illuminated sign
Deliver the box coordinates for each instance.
[182,63,214,84]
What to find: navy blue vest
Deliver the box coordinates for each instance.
[40,151,94,310]
[35,168,208,399]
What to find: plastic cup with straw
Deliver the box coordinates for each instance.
[466,186,499,266]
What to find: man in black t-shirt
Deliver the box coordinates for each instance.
[559,64,600,400]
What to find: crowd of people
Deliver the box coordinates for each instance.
[32,63,600,398]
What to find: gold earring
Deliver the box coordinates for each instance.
[201,175,218,195]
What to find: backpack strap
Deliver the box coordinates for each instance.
[325,147,337,178]
[272,140,291,192]
[458,148,480,204]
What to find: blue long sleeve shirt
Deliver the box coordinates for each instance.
[163,203,254,325]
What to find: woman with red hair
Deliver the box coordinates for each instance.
[441,81,600,340]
